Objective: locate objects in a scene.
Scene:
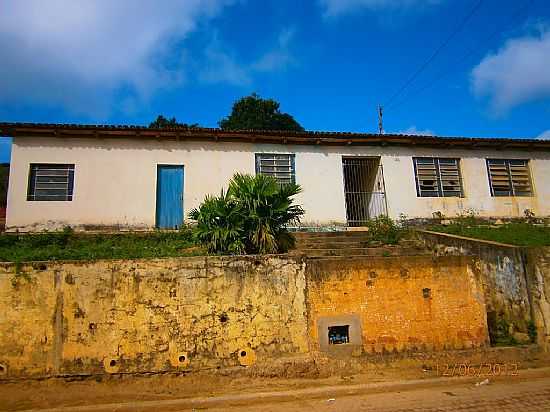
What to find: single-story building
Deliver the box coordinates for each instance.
[1,122,549,231]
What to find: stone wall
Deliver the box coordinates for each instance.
[306,256,488,354]
[0,253,490,379]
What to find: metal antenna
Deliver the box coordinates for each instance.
[378,105,384,135]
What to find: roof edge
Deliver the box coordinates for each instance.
[0,122,548,150]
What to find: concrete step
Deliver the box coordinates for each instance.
[295,240,370,250]
[293,231,369,239]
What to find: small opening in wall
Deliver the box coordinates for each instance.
[0,365,5,373]
[109,359,117,367]
[179,355,186,363]
[240,350,247,357]
[422,288,431,298]
[328,325,350,345]
[219,313,229,323]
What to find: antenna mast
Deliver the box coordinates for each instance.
[378,105,384,135]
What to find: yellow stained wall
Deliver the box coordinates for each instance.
[0,256,309,377]
[0,255,491,379]
[306,256,489,353]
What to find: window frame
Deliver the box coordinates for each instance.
[413,157,463,198]
[27,163,75,201]
[486,158,533,197]
[255,153,296,185]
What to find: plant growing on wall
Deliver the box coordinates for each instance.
[189,173,304,254]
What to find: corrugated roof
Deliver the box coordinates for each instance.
[0,122,548,150]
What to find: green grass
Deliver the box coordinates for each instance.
[427,222,550,247]
[0,229,205,262]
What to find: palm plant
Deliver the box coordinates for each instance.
[228,173,304,254]
[188,190,245,254]
[189,173,304,254]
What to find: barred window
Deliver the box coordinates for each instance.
[487,159,532,197]
[255,154,295,184]
[27,164,75,201]
[413,157,463,197]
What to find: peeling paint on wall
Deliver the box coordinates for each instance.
[0,254,491,379]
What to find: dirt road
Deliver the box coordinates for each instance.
[4,368,550,412]
[207,376,550,411]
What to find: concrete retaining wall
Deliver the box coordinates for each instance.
[0,254,489,379]
[419,230,550,349]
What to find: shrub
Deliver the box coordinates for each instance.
[189,173,304,255]
[365,215,402,245]
[188,191,246,254]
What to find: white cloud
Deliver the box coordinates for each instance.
[200,29,297,86]
[320,0,442,17]
[398,126,434,136]
[471,28,550,114]
[252,28,296,72]
[537,130,550,140]
[0,0,233,118]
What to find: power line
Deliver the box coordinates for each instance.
[384,0,485,108]
[388,0,535,112]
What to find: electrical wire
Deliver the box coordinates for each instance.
[384,0,485,108]
[387,0,535,112]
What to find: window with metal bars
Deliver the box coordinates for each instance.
[413,157,463,197]
[486,159,532,197]
[255,154,295,184]
[27,164,75,201]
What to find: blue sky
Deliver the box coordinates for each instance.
[1,0,550,162]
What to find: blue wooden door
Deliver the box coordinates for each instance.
[156,165,184,229]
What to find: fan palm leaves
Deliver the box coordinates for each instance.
[189,173,304,254]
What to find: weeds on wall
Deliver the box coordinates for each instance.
[428,209,550,247]
[364,215,406,245]
[489,318,518,347]
[0,228,202,262]
[527,320,538,343]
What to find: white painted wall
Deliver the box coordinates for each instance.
[6,136,550,231]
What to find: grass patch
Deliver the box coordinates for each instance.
[0,229,205,263]
[428,222,550,247]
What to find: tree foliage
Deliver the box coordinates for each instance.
[219,93,304,131]
[189,173,304,254]
[149,115,198,129]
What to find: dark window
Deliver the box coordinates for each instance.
[328,325,350,345]
[413,157,463,197]
[255,154,295,184]
[27,164,75,201]
[487,159,532,197]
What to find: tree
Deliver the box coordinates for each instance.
[189,173,304,254]
[149,115,198,129]
[219,93,304,131]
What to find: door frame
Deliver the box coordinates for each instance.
[341,156,387,226]
[155,164,185,229]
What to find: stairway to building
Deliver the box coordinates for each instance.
[292,231,427,258]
